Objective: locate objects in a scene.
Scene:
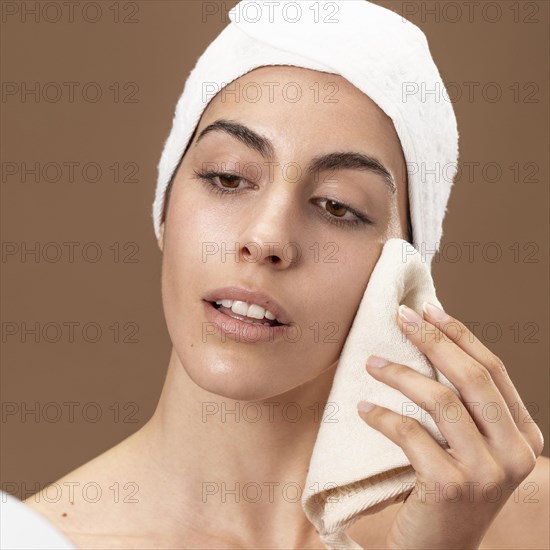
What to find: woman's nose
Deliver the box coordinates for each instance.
[237,189,301,268]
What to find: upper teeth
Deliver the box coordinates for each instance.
[215,300,278,322]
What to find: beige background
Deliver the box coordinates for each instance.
[2,1,548,500]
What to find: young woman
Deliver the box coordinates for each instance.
[24,2,548,549]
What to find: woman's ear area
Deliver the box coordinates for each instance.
[158,222,165,252]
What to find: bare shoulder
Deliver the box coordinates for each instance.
[23,448,113,536]
[480,454,550,549]
[23,431,145,548]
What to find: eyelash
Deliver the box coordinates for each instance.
[192,170,375,229]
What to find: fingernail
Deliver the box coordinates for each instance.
[422,301,447,322]
[357,401,375,413]
[367,355,390,368]
[398,304,422,326]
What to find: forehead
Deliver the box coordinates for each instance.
[204,65,394,131]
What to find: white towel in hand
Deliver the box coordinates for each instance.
[301,238,460,549]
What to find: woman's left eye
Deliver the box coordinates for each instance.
[323,199,353,219]
[316,198,374,228]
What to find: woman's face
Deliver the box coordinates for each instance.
[159,66,409,401]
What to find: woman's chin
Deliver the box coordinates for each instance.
[194,382,277,402]
[181,358,308,402]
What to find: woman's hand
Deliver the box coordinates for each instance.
[357,302,545,550]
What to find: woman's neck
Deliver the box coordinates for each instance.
[135,346,338,548]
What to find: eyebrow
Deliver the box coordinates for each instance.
[194,118,396,194]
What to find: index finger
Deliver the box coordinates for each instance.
[421,301,544,457]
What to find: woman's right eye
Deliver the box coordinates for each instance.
[192,170,251,195]
[213,173,243,189]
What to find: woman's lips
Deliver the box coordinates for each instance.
[202,300,290,343]
[202,286,291,325]
[213,303,281,327]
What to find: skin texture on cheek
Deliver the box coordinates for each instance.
[385,199,406,241]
